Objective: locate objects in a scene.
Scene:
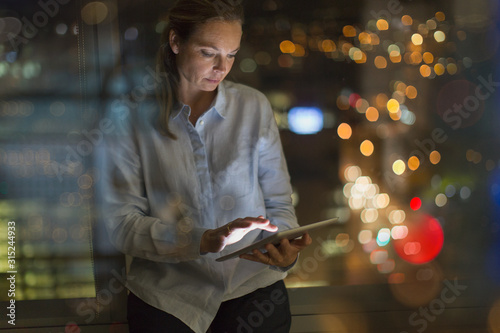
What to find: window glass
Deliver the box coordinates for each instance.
[0,1,499,331]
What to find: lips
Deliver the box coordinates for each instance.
[206,78,221,84]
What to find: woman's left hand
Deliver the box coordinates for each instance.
[239,233,312,267]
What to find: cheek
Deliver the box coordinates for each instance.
[180,62,203,80]
[192,59,213,75]
[178,52,209,76]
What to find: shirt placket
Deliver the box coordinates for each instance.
[185,111,215,228]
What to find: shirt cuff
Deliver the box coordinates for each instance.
[270,254,299,272]
[188,227,208,259]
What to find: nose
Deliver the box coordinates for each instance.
[213,56,227,74]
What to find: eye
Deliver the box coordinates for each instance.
[228,53,237,59]
[201,50,214,57]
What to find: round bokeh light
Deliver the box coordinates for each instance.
[410,197,422,210]
[393,214,444,264]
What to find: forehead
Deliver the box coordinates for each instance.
[188,20,242,49]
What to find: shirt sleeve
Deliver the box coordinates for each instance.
[257,99,299,231]
[96,110,206,263]
[257,98,300,271]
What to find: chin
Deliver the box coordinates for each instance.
[202,83,220,91]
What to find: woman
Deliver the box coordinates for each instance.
[100,0,311,332]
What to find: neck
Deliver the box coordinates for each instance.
[178,85,218,124]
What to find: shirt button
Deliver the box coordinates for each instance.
[199,120,204,125]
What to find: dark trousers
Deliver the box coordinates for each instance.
[127,280,291,333]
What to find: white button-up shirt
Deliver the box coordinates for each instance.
[98,80,298,333]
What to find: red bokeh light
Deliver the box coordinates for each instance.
[349,93,361,107]
[393,214,444,264]
[65,323,81,333]
[410,197,422,210]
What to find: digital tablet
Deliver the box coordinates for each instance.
[216,218,340,262]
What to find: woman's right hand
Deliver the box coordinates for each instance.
[200,216,278,253]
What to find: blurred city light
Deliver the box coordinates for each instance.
[337,122,352,140]
[410,197,422,211]
[393,215,444,264]
[288,107,323,134]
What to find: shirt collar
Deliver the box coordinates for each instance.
[171,81,228,119]
[171,101,184,119]
[212,80,227,118]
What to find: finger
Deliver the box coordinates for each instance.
[265,243,284,262]
[257,222,278,232]
[224,221,233,236]
[274,238,294,251]
[264,240,299,267]
[233,216,267,228]
[302,232,312,243]
[248,216,270,225]
[252,248,270,262]
[290,233,312,248]
[252,248,273,264]
[240,249,271,265]
[246,216,267,221]
[239,253,261,263]
[239,217,278,232]
[278,238,300,258]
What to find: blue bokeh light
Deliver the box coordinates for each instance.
[287,107,324,135]
[376,228,391,246]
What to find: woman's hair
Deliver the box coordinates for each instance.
[155,0,244,138]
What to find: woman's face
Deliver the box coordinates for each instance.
[170,20,242,96]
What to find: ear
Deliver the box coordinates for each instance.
[169,29,180,55]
